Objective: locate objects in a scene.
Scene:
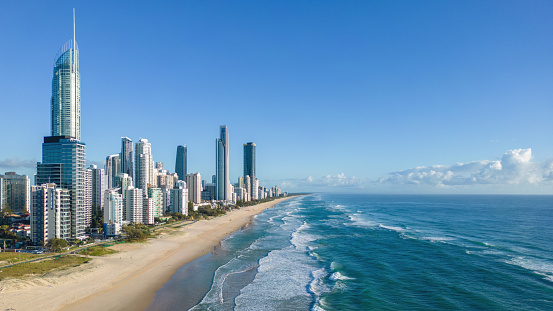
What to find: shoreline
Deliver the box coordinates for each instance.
[0,197,295,311]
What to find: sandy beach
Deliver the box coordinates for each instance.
[0,197,293,311]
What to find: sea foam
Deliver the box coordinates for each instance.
[507,257,553,283]
[329,272,354,281]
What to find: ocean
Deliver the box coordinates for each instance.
[147,194,553,310]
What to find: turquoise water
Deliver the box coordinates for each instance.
[148,194,553,310]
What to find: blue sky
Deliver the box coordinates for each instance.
[1,1,552,194]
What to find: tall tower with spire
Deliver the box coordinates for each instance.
[51,8,81,140]
[36,9,87,240]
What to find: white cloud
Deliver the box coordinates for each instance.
[379,148,553,187]
[272,173,366,191]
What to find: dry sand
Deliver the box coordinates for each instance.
[0,197,293,311]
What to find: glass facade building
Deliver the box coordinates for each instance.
[121,137,133,179]
[243,142,256,180]
[175,145,187,181]
[37,136,86,239]
[51,40,80,140]
[35,10,87,241]
[216,125,229,201]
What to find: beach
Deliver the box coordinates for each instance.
[0,197,292,311]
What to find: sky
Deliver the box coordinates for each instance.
[0,1,552,194]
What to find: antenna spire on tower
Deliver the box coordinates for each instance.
[73,8,75,46]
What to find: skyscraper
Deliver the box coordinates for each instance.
[105,154,120,189]
[51,10,80,141]
[186,173,202,204]
[121,137,133,179]
[37,136,86,239]
[36,10,86,239]
[243,142,256,179]
[243,142,256,196]
[103,189,123,236]
[175,145,187,181]
[125,187,143,223]
[89,165,105,211]
[170,181,188,215]
[135,139,154,190]
[216,125,230,201]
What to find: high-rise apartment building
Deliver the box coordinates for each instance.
[175,145,187,181]
[143,196,155,225]
[121,137,133,179]
[252,178,259,200]
[0,172,30,213]
[36,10,87,240]
[244,175,251,202]
[37,137,86,239]
[147,188,163,218]
[135,139,154,190]
[216,125,230,201]
[89,165,105,211]
[125,187,143,223]
[103,189,122,236]
[84,168,92,226]
[170,181,188,215]
[105,154,120,189]
[30,184,71,243]
[186,173,202,204]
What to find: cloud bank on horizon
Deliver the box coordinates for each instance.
[279,149,553,193]
[378,149,553,187]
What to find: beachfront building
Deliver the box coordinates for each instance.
[84,168,92,226]
[143,196,155,225]
[103,189,123,236]
[36,12,87,239]
[30,184,71,243]
[175,145,187,181]
[0,172,30,213]
[135,139,154,190]
[125,187,143,223]
[37,136,86,239]
[148,188,163,218]
[251,178,259,200]
[170,181,188,215]
[186,173,202,204]
[244,175,251,202]
[105,154,120,189]
[216,125,230,201]
[121,137,133,179]
[234,186,248,202]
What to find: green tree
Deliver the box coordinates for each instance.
[122,224,150,241]
[1,207,13,225]
[90,208,104,229]
[47,238,68,252]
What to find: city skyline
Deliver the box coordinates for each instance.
[0,2,552,194]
